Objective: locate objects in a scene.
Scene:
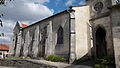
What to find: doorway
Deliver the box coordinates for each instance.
[95,27,107,59]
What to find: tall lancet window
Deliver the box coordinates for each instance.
[57,26,63,44]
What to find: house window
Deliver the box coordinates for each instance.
[0,52,2,55]
[57,26,63,44]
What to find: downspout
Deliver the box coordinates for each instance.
[67,8,76,64]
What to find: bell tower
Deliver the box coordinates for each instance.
[89,0,115,60]
[90,0,112,18]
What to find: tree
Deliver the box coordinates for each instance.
[0,0,13,5]
[0,0,13,37]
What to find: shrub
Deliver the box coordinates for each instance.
[94,64,101,68]
[102,56,114,65]
[94,64,109,68]
[76,57,90,61]
[45,55,67,62]
[95,56,115,68]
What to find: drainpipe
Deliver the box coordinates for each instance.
[67,8,76,64]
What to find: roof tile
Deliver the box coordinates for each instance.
[0,44,9,50]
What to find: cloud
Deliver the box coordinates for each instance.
[0,20,14,44]
[79,0,86,5]
[55,0,61,5]
[65,0,86,6]
[65,0,74,6]
[34,0,49,4]
[0,0,54,44]
[0,0,54,23]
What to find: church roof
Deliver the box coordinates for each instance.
[22,9,75,30]
[0,44,9,51]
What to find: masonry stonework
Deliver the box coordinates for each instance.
[9,0,120,66]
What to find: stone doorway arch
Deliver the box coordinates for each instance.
[95,27,107,59]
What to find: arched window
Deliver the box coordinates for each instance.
[57,26,63,44]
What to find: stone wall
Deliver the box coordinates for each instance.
[91,16,114,58]
[72,6,90,58]
[89,0,114,59]
[12,12,70,59]
[52,13,70,58]
[111,6,120,68]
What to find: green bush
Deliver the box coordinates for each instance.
[102,56,114,65]
[95,64,109,68]
[45,55,67,62]
[95,56,115,68]
[94,64,101,68]
[76,57,90,61]
[101,59,109,65]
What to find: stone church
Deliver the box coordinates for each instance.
[9,0,120,67]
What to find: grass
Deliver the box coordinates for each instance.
[5,56,31,59]
[45,55,67,62]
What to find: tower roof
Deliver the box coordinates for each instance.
[13,21,21,31]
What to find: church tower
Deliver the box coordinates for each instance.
[90,0,112,18]
[89,0,115,60]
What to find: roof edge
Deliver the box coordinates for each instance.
[22,9,75,30]
[69,5,87,8]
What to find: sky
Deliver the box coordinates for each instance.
[0,0,86,44]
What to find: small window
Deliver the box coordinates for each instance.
[0,52,2,55]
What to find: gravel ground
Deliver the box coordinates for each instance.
[0,66,15,68]
[0,59,93,68]
[26,59,93,68]
[0,59,57,68]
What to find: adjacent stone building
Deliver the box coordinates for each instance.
[110,4,120,68]
[9,0,120,67]
[0,44,9,58]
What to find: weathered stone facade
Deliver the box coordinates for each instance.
[89,0,114,59]
[9,0,120,66]
[9,11,75,61]
[110,5,120,68]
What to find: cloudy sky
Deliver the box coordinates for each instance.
[0,0,86,44]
